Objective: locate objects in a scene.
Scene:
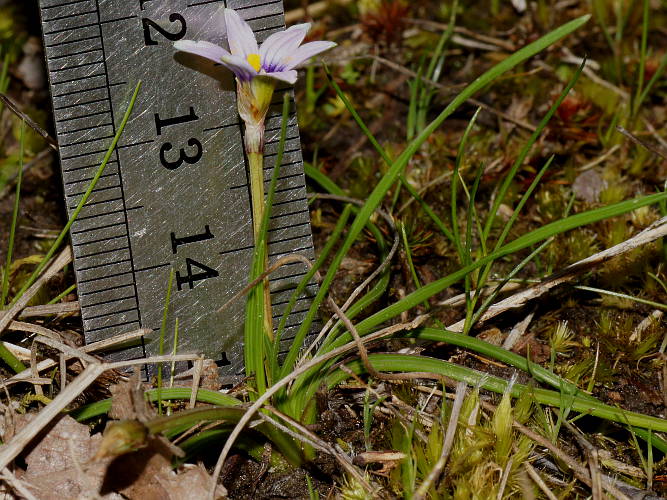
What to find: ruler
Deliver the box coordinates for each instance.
[38,0,317,377]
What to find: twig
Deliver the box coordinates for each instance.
[414,382,466,500]
[407,18,517,51]
[0,94,58,150]
[217,254,313,314]
[189,358,204,409]
[0,363,104,470]
[502,309,535,351]
[33,335,98,365]
[262,406,374,494]
[0,302,80,320]
[0,353,201,471]
[617,125,667,160]
[0,148,53,199]
[578,144,620,172]
[0,247,72,336]
[0,467,39,500]
[6,328,150,383]
[7,321,64,341]
[497,456,514,500]
[359,55,536,132]
[447,217,667,331]
[510,419,631,500]
[559,418,603,500]
[643,118,667,152]
[301,192,399,360]
[523,463,559,500]
[328,297,431,381]
[207,315,428,500]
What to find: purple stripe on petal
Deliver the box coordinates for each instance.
[221,54,259,81]
[224,8,258,58]
[259,24,310,70]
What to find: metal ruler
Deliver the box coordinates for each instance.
[38,0,317,377]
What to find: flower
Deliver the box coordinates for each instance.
[174,8,336,85]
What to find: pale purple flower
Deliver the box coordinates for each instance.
[174,8,336,84]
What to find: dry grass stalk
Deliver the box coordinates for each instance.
[0,354,201,471]
[263,405,374,494]
[448,216,667,331]
[414,381,466,500]
[7,328,150,383]
[523,462,559,500]
[208,314,428,500]
[0,247,72,336]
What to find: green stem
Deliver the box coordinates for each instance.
[1,121,24,307]
[248,151,266,240]
[9,82,142,308]
[248,150,273,342]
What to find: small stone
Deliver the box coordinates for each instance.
[572,169,607,203]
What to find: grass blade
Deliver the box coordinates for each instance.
[8,82,142,307]
[1,120,24,307]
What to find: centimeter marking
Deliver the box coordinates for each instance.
[38,0,317,377]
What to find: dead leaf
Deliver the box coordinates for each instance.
[353,450,406,475]
[101,443,225,500]
[109,368,154,422]
[20,414,120,499]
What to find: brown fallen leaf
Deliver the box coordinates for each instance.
[352,450,406,475]
[101,445,225,500]
[20,414,120,499]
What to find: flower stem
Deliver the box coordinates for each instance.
[247,150,274,342]
[238,77,277,344]
[247,151,265,239]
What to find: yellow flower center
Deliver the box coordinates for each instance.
[247,53,261,72]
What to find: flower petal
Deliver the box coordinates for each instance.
[263,69,298,84]
[281,41,337,70]
[221,53,259,81]
[224,8,258,58]
[174,40,231,64]
[259,24,310,71]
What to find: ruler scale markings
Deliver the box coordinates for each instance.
[76,258,131,273]
[61,134,116,148]
[50,47,103,61]
[92,0,143,353]
[78,285,135,300]
[45,34,101,49]
[87,320,141,334]
[72,233,127,248]
[43,11,98,23]
[42,0,91,9]
[40,0,318,376]
[54,81,108,98]
[78,272,133,287]
[68,183,122,197]
[87,306,140,321]
[44,21,100,37]
[73,209,124,223]
[63,160,118,175]
[51,71,104,85]
[50,60,105,73]
[71,220,124,234]
[55,97,110,112]
[56,109,109,124]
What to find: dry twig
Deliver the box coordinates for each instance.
[414,382,466,500]
[448,217,667,331]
